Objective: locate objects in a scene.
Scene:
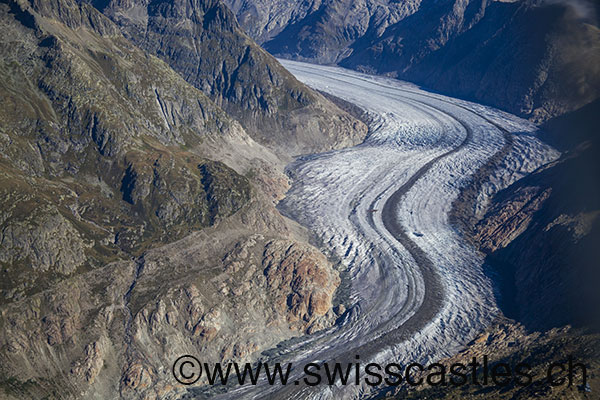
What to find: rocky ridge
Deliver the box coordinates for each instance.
[393,322,599,400]
[89,0,367,156]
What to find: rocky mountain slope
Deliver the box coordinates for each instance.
[226,0,600,122]
[86,0,367,156]
[473,99,600,332]
[0,0,364,398]
[392,323,599,400]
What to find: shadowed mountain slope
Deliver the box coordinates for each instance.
[226,0,600,122]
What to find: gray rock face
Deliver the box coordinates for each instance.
[89,0,367,156]
[226,0,600,121]
[235,0,420,64]
[0,205,88,276]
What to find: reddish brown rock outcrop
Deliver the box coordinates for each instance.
[263,239,340,331]
[474,187,552,253]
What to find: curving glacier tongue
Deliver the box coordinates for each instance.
[211,61,560,399]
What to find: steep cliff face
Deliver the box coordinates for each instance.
[380,0,600,123]
[473,100,600,331]
[0,0,348,398]
[251,0,420,64]
[88,0,367,156]
[227,0,600,121]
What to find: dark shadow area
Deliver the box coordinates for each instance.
[481,100,600,332]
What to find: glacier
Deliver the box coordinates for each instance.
[207,60,559,400]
